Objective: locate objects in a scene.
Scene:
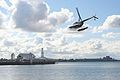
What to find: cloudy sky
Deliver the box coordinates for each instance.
[0,0,120,59]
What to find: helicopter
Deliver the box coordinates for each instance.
[69,8,98,31]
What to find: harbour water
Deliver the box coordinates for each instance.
[0,62,120,80]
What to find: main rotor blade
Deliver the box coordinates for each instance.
[76,8,82,21]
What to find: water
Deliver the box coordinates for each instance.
[0,62,120,80]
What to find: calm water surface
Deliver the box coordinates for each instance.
[0,62,120,80]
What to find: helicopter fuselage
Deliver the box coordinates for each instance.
[69,21,84,29]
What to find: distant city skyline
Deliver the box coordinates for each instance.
[0,0,120,59]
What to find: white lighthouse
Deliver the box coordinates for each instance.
[41,48,44,58]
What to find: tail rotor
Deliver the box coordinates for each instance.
[93,14,98,20]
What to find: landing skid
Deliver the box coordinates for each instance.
[77,27,88,31]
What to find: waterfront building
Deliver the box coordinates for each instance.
[103,56,113,60]
[17,53,35,61]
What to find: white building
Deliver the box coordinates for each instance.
[17,53,35,61]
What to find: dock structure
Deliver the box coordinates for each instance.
[0,48,56,65]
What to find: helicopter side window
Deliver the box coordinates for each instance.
[73,22,78,24]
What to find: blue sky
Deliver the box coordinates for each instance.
[46,0,120,43]
[46,0,120,26]
[0,0,120,59]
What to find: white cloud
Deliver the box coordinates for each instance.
[102,32,120,39]
[102,15,120,28]
[0,0,73,32]
[48,8,73,26]
[0,29,119,59]
[0,0,15,29]
[0,0,9,8]
[0,13,3,25]
[93,15,120,32]
[12,0,73,32]
[44,38,120,59]
[0,30,44,58]
[0,11,7,27]
[3,39,16,46]
[13,1,48,31]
